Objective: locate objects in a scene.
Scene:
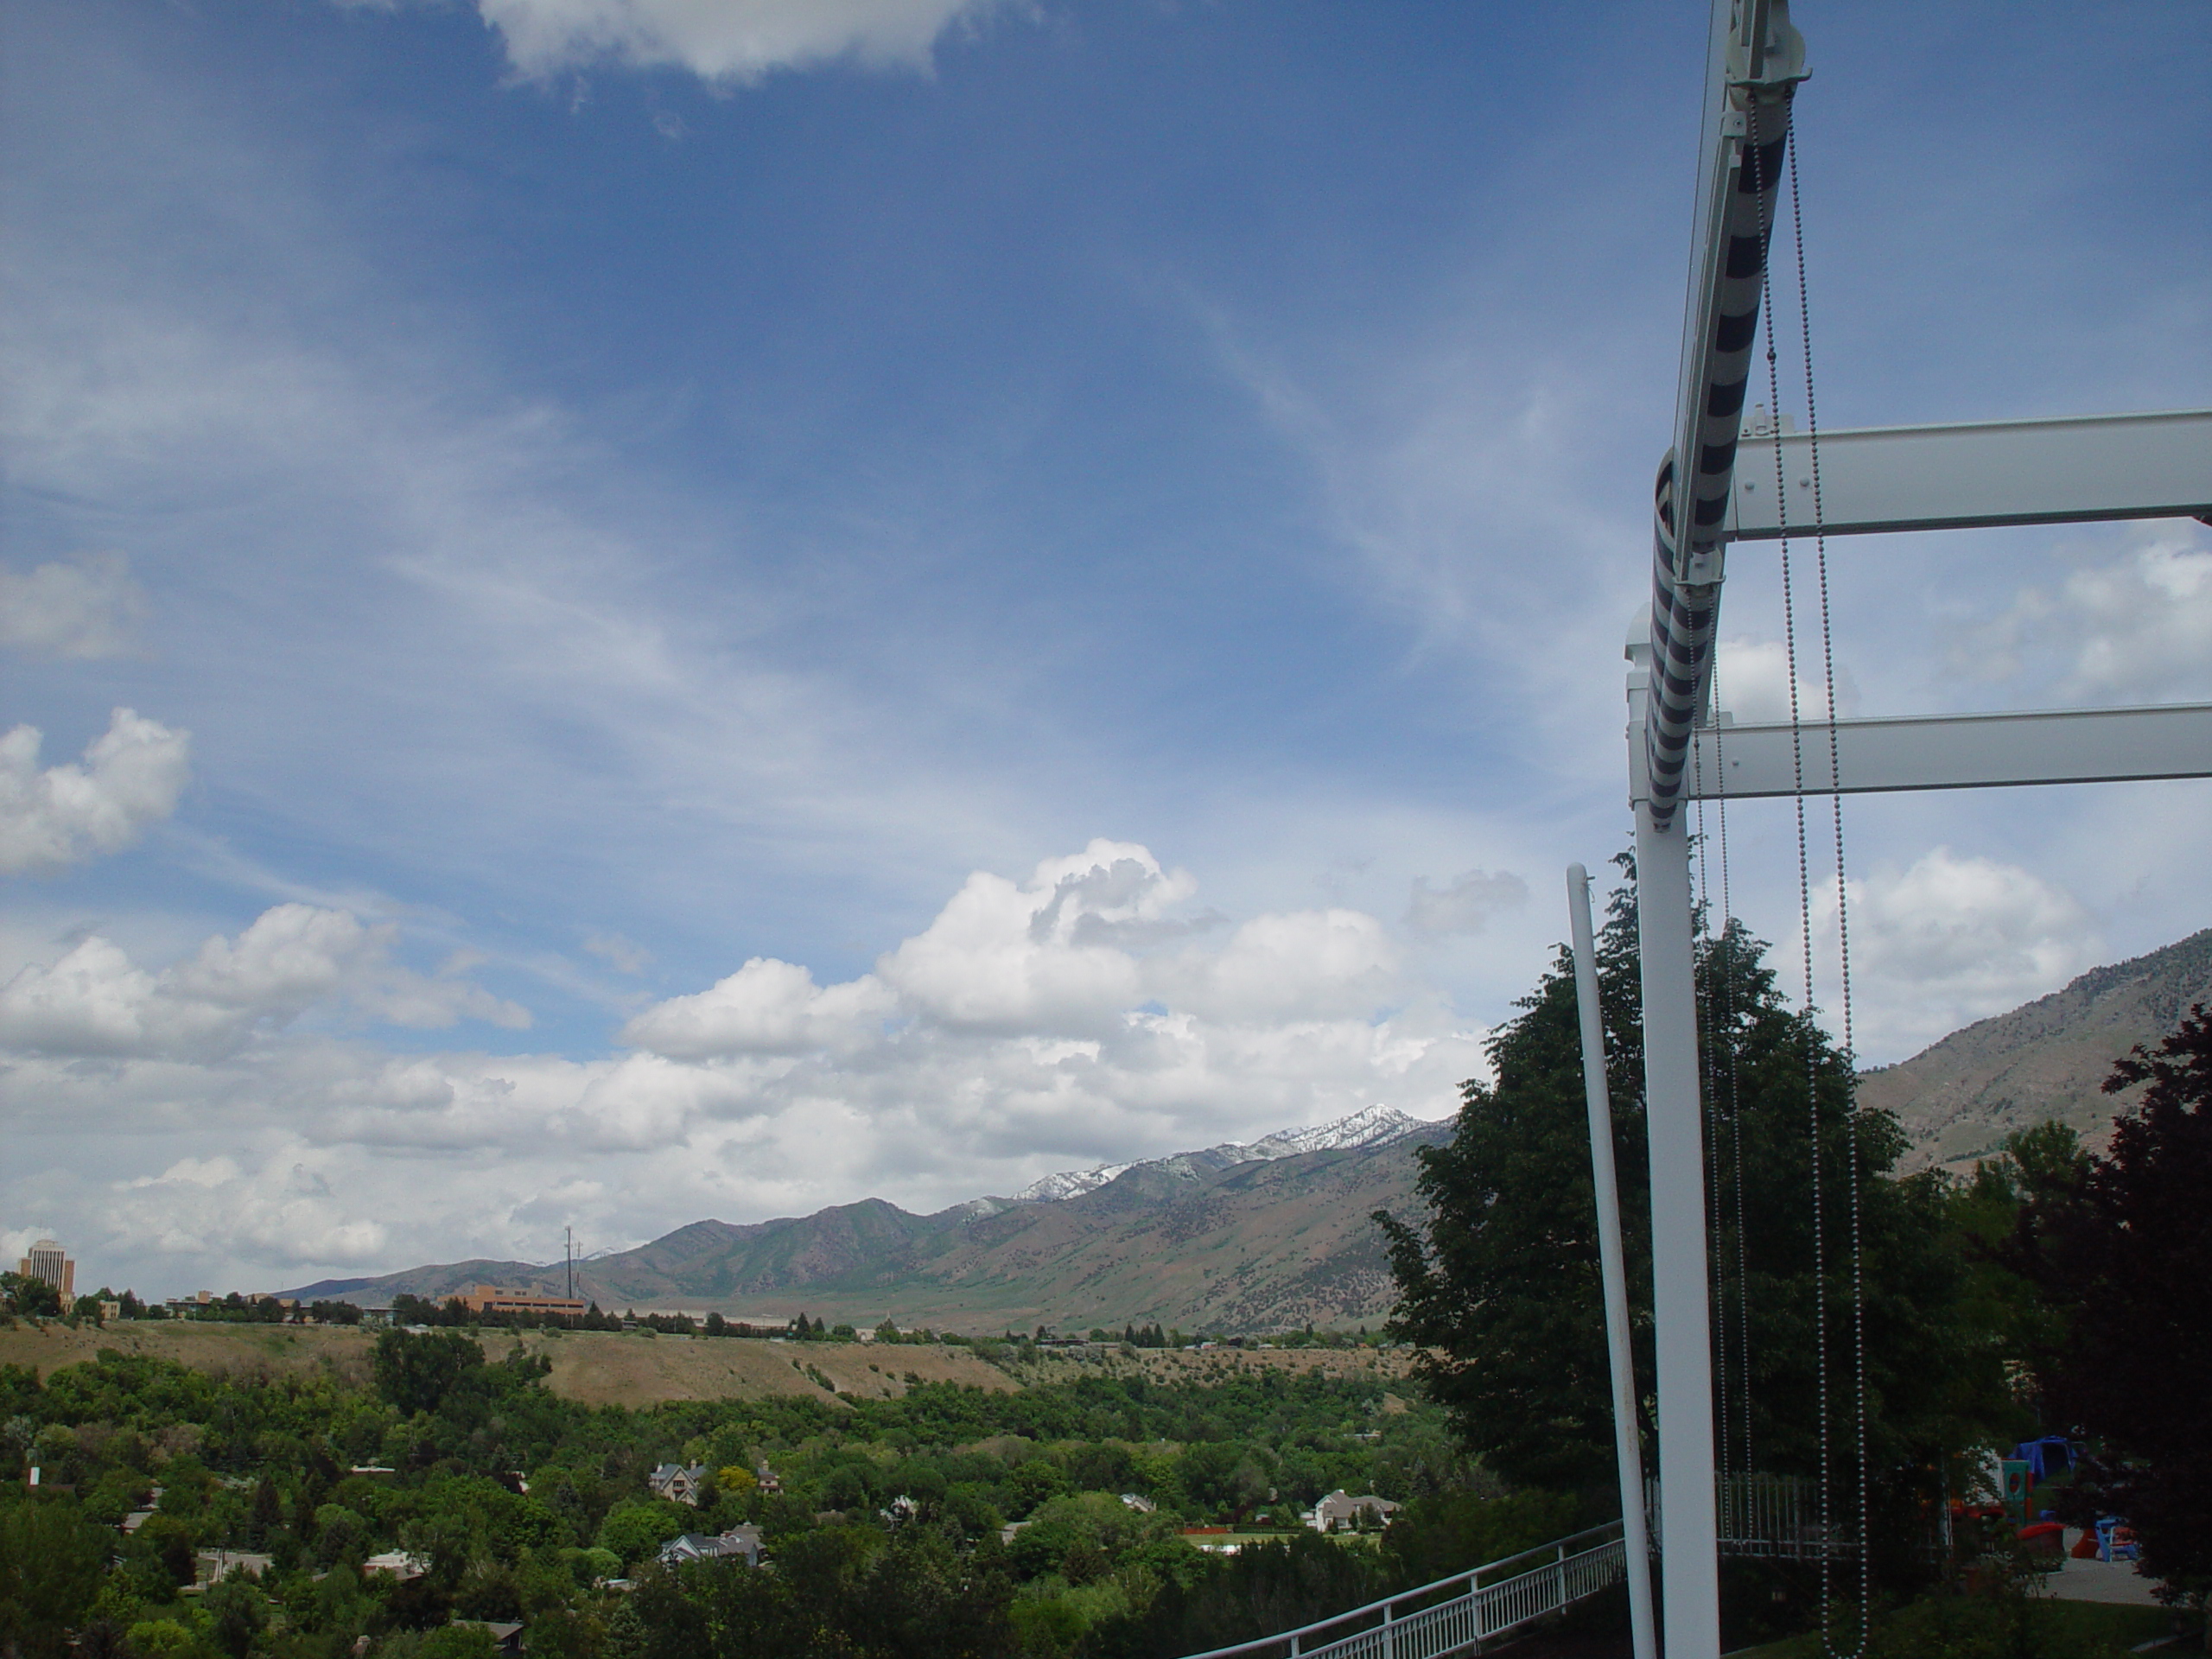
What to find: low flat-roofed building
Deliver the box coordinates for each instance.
[195,1550,273,1586]
[458,1283,588,1317]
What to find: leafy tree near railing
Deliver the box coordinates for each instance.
[1376,865,2019,1573]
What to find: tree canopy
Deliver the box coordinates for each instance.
[1377,868,2018,1564]
[2007,1007,2212,1595]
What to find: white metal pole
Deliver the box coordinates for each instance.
[1636,805,1723,1658]
[1567,863,1659,1659]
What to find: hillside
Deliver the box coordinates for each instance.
[1861,926,2212,1170]
[0,1317,1417,1412]
[289,1114,1451,1332]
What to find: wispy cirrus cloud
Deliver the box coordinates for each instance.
[0,554,147,658]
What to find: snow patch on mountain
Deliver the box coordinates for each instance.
[1010,1106,1421,1204]
[1013,1162,1134,1203]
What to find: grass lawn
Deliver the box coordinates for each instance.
[1723,1595,2180,1657]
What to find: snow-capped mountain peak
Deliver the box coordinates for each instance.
[1008,1106,1423,1204]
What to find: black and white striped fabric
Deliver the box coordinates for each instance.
[1646,94,1792,830]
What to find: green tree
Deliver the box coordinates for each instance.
[421,1622,499,1659]
[594,1501,689,1571]
[1,1274,62,1319]
[201,1577,268,1659]
[373,1330,486,1417]
[0,1497,114,1659]
[1085,1533,1378,1659]
[2009,1007,2212,1610]
[1378,872,2010,1559]
[1374,869,1650,1492]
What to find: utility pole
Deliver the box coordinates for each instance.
[566,1227,574,1300]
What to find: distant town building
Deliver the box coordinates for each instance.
[1306,1491,1401,1533]
[17,1239,73,1301]
[459,1283,589,1318]
[647,1463,709,1505]
[1119,1494,1157,1514]
[362,1551,429,1580]
[194,1550,273,1586]
[658,1525,761,1567]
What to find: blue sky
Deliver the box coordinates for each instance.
[3,0,2208,1297]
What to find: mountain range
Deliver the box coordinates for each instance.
[290,927,2212,1331]
[289,1106,1447,1332]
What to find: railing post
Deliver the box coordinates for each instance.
[1381,1601,1394,1659]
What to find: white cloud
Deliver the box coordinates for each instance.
[0,903,529,1061]
[1812,847,2096,1060]
[473,0,1008,84]
[1405,868,1529,938]
[620,957,894,1057]
[113,1152,390,1269]
[582,931,652,974]
[1713,636,1854,725]
[0,554,147,658]
[876,840,1182,1033]
[1971,532,2212,702]
[3,843,1491,1292]
[0,709,190,875]
[1160,909,1401,1023]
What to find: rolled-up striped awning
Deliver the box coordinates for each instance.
[1645,92,1793,829]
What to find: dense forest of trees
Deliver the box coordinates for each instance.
[0,1333,1580,1659]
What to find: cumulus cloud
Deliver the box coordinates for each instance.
[0,903,530,1061]
[1713,636,1855,725]
[112,1152,391,1268]
[878,841,1181,1033]
[473,0,1008,84]
[1812,847,2096,1060]
[1969,532,2212,701]
[0,708,190,874]
[1405,868,1529,938]
[620,957,895,1058]
[0,554,147,658]
[7,842,1491,1291]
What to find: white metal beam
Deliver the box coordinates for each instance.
[1567,865,1658,1659]
[1726,409,2212,540]
[1676,702,2212,799]
[1625,636,1723,1659]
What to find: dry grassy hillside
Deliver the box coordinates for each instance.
[0,1320,1014,1408]
[1859,926,2212,1170]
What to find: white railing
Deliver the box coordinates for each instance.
[1646,1473,1856,1561]
[1177,1522,1626,1659]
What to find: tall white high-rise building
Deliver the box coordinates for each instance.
[18,1239,74,1301]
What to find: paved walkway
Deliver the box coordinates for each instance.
[2040,1534,2168,1606]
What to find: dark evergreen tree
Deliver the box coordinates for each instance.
[2010,1007,2212,1599]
